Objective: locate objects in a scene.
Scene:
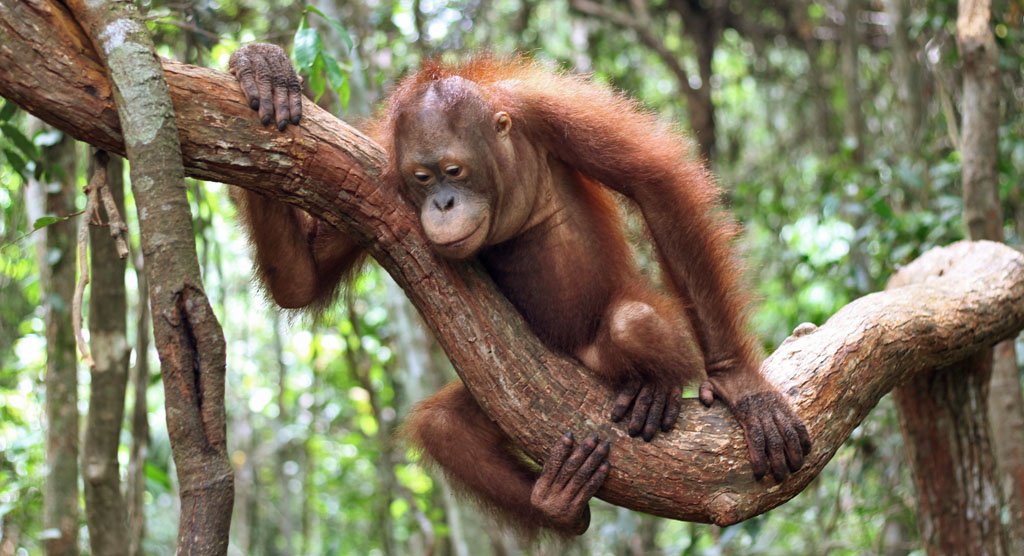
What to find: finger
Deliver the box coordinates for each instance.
[699,381,715,407]
[267,53,293,130]
[568,440,610,494]
[628,384,654,437]
[642,388,667,442]
[774,409,805,472]
[571,461,610,509]
[553,434,598,488]
[795,418,813,455]
[611,382,640,422]
[743,418,768,480]
[761,413,788,482]
[252,55,275,126]
[662,386,683,432]
[230,52,261,111]
[288,71,303,125]
[537,432,574,493]
[273,76,290,131]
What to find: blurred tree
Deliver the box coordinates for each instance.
[82,151,130,555]
[956,0,1024,551]
[25,122,80,556]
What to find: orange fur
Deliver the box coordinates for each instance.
[240,54,794,535]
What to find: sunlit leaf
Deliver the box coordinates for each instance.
[32,215,65,229]
[292,27,322,71]
[309,53,327,102]
[144,460,172,490]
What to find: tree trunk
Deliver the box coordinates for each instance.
[888,246,1011,554]
[82,150,131,554]
[886,0,923,148]
[958,0,1024,551]
[126,248,150,556]
[4,1,1024,525]
[840,0,865,163]
[61,1,233,553]
[271,315,295,556]
[26,124,80,556]
[675,0,720,162]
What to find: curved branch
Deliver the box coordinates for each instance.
[3,0,1024,524]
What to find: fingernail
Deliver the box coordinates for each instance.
[261,114,272,126]
[277,120,288,131]
[291,115,301,125]
[250,99,259,110]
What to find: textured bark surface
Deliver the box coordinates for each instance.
[4,0,1024,525]
[957,1,1024,551]
[888,242,1012,555]
[60,0,233,553]
[26,125,80,556]
[83,152,130,555]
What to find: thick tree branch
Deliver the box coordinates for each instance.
[3,0,1024,525]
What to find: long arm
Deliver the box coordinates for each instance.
[229,44,364,309]
[513,78,754,373]
[235,189,364,309]
[501,63,810,480]
[405,383,610,536]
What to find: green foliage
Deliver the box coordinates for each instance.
[293,8,353,107]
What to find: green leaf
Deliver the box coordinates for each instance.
[292,27,322,71]
[2,148,26,176]
[871,197,894,220]
[309,53,327,102]
[0,123,40,159]
[390,497,409,519]
[33,215,65,230]
[0,100,16,122]
[339,77,351,111]
[305,6,354,51]
[144,461,172,489]
[323,54,346,89]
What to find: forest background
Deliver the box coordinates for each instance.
[1,0,1024,554]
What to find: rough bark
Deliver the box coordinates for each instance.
[82,151,130,555]
[888,243,1011,554]
[957,1,1024,551]
[4,0,1024,525]
[59,0,232,553]
[26,125,80,556]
